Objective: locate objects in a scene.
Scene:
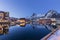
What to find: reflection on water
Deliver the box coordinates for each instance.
[0,25,51,40]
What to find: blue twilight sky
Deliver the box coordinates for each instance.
[0,0,60,18]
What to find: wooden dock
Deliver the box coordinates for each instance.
[41,28,59,40]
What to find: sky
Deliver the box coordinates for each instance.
[0,0,60,18]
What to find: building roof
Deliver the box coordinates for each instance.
[0,11,5,13]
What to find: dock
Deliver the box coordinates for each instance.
[41,26,60,40]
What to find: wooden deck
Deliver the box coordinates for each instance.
[41,29,57,40]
